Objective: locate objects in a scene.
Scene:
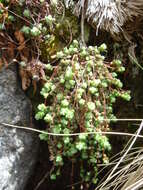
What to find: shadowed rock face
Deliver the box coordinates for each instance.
[0,65,39,190]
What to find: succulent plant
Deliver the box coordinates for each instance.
[35,40,131,187]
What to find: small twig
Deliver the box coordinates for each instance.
[1,120,143,138]
[128,53,143,71]
[80,0,86,46]
[34,166,54,190]
[34,171,50,190]
[6,9,33,25]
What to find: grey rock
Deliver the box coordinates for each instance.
[0,65,39,190]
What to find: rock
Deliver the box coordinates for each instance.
[0,65,39,190]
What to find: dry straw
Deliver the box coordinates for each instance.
[97,120,143,190]
[75,0,143,38]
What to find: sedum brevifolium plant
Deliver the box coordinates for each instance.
[35,40,131,187]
